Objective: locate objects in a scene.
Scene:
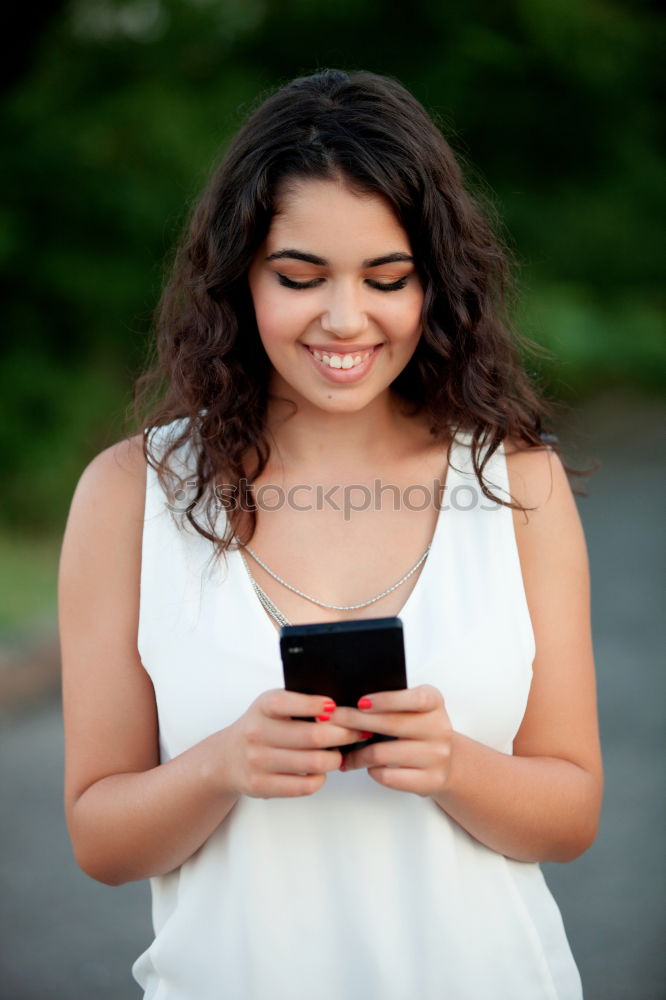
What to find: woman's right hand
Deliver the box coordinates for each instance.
[224,690,365,799]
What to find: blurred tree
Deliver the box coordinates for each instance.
[3,2,68,90]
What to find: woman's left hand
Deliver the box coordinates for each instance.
[329,684,454,796]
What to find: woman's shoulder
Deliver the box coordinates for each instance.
[74,433,147,507]
[502,434,568,523]
[63,435,148,564]
[72,415,193,505]
[59,437,147,642]
[502,436,586,583]
[452,428,566,517]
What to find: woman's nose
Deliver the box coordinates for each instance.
[320,282,368,338]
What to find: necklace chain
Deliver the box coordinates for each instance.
[240,558,292,627]
[236,435,455,628]
[240,542,430,613]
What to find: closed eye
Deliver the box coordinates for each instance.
[366,277,408,292]
[277,274,409,292]
[277,274,323,290]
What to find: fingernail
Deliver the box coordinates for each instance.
[316,714,332,722]
[322,700,336,713]
[358,697,373,710]
[339,755,347,771]
[360,730,373,740]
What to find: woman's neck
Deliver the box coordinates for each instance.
[263,390,422,475]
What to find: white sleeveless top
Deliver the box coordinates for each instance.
[132,418,583,1000]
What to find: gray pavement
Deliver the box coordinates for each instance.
[0,390,664,999]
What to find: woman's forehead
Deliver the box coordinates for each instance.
[267,178,411,255]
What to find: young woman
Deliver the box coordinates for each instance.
[59,69,603,999]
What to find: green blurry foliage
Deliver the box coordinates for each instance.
[1,0,663,534]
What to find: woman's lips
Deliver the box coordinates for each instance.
[303,344,382,383]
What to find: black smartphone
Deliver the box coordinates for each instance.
[279,616,407,753]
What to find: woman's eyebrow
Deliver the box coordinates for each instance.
[266,249,326,265]
[265,249,414,268]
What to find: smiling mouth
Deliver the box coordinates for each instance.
[305,345,380,370]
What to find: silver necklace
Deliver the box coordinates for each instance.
[240,543,430,621]
[239,555,292,627]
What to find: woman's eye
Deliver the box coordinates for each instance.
[277,274,323,290]
[276,273,410,292]
[366,277,409,292]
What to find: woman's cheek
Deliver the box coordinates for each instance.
[258,291,309,338]
[254,296,288,343]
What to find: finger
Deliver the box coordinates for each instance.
[343,740,436,771]
[367,766,432,795]
[260,689,340,721]
[247,772,327,799]
[332,685,446,736]
[331,707,432,740]
[257,745,343,776]
[262,716,366,750]
[354,684,444,715]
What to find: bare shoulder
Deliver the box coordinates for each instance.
[60,432,148,591]
[502,434,587,597]
[502,435,574,526]
[69,432,146,519]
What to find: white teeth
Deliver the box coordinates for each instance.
[310,348,374,369]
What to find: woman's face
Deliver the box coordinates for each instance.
[248,177,424,416]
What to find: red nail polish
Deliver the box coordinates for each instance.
[339,756,347,771]
[316,714,331,722]
[360,730,373,740]
[358,697,373,710]
[322,700,336,713]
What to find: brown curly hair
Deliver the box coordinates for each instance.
[131,68,593,560]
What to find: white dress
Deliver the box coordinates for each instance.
[132,418,583,999]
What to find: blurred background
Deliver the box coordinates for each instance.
[0,1,664,998]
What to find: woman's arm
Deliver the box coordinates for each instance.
[431,441,603,861]
[60,439,360,885]
[336,443,603,863]
[59,437,238,885]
